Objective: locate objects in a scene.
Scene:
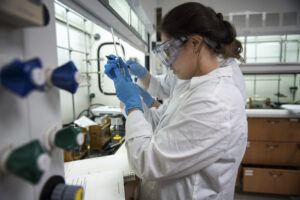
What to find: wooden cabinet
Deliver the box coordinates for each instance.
[243,141,300,166]
[243,167,300,195]
[248,118,300,142]
[241,117,300,195]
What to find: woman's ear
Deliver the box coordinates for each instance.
[191,36,203,55]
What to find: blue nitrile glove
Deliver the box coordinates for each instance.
[114,68,143,115]
[137,85,155,108]
[105,55,132,82]
[107,65,143,115]
[126,60,147,79]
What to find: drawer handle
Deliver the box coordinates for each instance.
[267,120,280,125]
[266,144,279,149]
[289,118,299,122]
[297,143,300,150]
[269,172,282,178]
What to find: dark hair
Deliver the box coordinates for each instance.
[159,2,243,61]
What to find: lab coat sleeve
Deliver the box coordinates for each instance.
[125,96,231,181]
[121,94,166,130]
[142,102,170,131]
[147,71,174,99]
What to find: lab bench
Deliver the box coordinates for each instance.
[237,109,300,196]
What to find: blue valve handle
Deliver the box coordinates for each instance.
[51,61,80,94]
[0,58,45,97]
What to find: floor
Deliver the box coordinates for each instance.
[234,192,300,200]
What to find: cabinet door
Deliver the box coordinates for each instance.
[243,167,300,195]
[248,118,300,142]
[242,141,300,166]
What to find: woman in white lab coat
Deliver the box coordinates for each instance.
[104,2,248,200]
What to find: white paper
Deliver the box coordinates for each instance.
[74,116,97,127]
[66,170,125,200]
[64,144,134,200]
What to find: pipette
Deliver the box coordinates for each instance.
[115,36,134,82]
[110,27,125,76]
[117,37,125,60]
[117,37,137,82]
[110,27,119,58]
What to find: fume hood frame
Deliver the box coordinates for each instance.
[97,42,125,95]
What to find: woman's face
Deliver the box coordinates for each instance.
[162,33,200,80]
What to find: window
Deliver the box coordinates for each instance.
[107,0,148,42]
[109,0,130,24]
[236,34,300,64]
[244,74,300,106]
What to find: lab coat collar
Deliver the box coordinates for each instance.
[190,66,232,89]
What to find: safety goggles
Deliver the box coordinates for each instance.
[153,35,218,67]
[153,36,190,67]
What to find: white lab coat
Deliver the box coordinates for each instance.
[125,65,248,200]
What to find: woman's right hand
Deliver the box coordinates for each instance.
[126,60,147,79]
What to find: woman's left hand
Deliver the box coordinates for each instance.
[104,57,143,115]
[105,54,132,82]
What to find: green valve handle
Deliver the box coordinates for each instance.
[2,140,51,184]
[54,126,84,151]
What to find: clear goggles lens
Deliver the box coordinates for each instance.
[153,36,190,67]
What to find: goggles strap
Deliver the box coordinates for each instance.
[203,37,217,49]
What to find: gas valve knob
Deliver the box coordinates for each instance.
[0,58,45,97]
[48,61,81,94]
[1,140,51,184]
[45,126,84,151]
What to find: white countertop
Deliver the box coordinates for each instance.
[246,109,300,118]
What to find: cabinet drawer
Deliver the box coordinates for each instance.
[242,141,300,166]
[248,118,300,142]
[243,167,300,195]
